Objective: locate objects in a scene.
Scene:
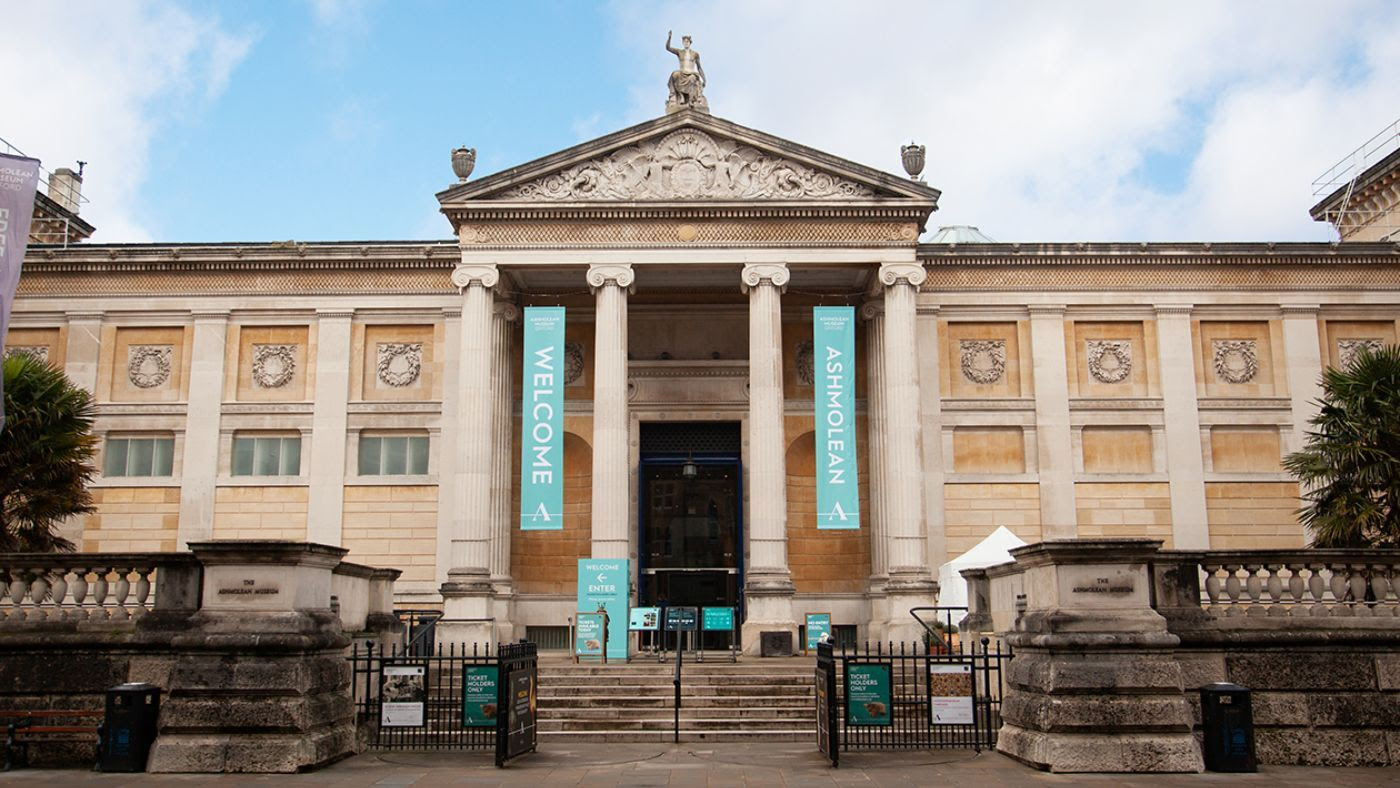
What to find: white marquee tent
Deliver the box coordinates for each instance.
[936,526,1028,609]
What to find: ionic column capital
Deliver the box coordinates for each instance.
[859,301,885,322]
[740,263,789,294]
[452,263,499,291]
[877,262,926,288]
[493,302,521,322]
[587,263,635,294]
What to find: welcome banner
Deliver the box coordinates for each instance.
[0,154,42,431]
[520,306,565,529]
[814,306,860,529]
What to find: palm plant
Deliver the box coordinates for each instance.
[1283,344,1400,547]
[0,353,97,552]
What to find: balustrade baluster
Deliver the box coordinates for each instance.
[1348,564,1371,617]
[1307,564,1328,616]
[29,572,49,622]
[133,566,152,615]
[113,568,132,620]
[1328,563,1351,617]
[70,569,89,621]
[51,569,69,621]
[1224,564,1244,616]
[1203,564,1224,616]
[8,572,31,622]
[1285,565,1305,617]
[1265,565,1286,617]
[92,569,110,620]
[1244,564,1265,617]
[1373,566,1397,616]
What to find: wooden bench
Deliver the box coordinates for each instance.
[2,710,103,770]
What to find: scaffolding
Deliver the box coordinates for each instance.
[1311,118,1400,242]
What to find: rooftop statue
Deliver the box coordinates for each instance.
[665,31,708,114]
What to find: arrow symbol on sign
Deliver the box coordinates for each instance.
[597,573,607,583]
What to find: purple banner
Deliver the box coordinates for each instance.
[0,153,42,429]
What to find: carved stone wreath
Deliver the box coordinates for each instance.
[126,345,172,388]
[377,342,423,387]
[501,129,874,202]
[4,345,49,363]
[959,339,1006,384]
[1338,338,1384,368]
[795,340,814,386]
[251,344,297,388]
[1086,340,1132,384]
[564,342,585,386]
[1211,339,1258,384]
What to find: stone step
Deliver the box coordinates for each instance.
[541,685,813,699]
[538,730,813,743]
[539,705,812,720]
[539,695,810,709]
[539,675,813,688]
[536,717,813,732]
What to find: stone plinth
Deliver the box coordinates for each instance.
[996,539,1203,773]
[146,541,356,773]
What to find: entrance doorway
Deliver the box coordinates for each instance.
[638,422,742,649]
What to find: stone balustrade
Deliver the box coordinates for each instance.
[1151,549,1400,625]
[0,552,201,623]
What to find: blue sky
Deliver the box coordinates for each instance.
[5,1,1399,243]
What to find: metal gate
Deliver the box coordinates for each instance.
[814,633,1010,766]
[348,640,538,766]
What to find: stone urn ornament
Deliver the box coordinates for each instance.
[451,146,476,182]
[901,142,926,181]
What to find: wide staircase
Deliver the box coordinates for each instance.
[537,654,815,742]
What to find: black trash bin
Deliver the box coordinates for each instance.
[1200,682,1256,772]
[99,683,161,772]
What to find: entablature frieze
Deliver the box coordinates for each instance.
[456,218,921,249]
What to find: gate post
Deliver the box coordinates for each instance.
[995,539,1202,773]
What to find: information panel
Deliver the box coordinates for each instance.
[930,662,976,725]
[813,306,860,529]
[701,607,735,631]
[462,665,499,727]
[575,612,606,657]
[845,662,893,726]
[505,666,537,759]
[379,663,426,727]
[577,558,629,661]
[805,612,832,651]
[665,606,698,632]
[520,306,565,530]
[629,607,660,631]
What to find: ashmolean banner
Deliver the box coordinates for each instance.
[0,154,42,431]
[520,307,565,530]
[813,306,860,529]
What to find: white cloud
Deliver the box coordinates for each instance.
[609,0,1400,241]
[0,1,253,241]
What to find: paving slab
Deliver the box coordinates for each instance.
[4,744,1400,786]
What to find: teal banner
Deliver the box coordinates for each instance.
[577,558,630,661]
[462,665,499,727]
[845,663,893,726]
[813,307,860,529]
[521,307,565,530]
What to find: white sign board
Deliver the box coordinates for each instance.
[380,664,426,727]
[929,663,975,725]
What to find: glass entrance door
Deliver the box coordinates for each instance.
[639,458,742,649]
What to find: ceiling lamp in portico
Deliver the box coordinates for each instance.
[499,129,874,202]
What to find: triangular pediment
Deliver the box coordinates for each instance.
[437,110,939,208]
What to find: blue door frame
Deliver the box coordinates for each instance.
[637,452,745,621]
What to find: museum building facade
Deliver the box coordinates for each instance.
[10,108,1400,647]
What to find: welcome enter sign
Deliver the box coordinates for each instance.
[814,306,860,529]
[521,307,564,530]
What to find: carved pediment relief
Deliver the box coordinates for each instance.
[498,129,874,202]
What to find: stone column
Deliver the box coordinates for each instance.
[489,302,519,641]
[996,539,1202,773]
[916,306,948,572]
[1029,305,1076,538]
[860,302,889,640]
[741,263,796,651]
[306,310,353,547]
[439,264,499,644]
[177,311,228,549]
[1280,305,1324,454]
[1155,305,1209,549]
[876,263,937,644]
[62,311,102,393]
[434,307,462,591]
[587,264,634,560]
